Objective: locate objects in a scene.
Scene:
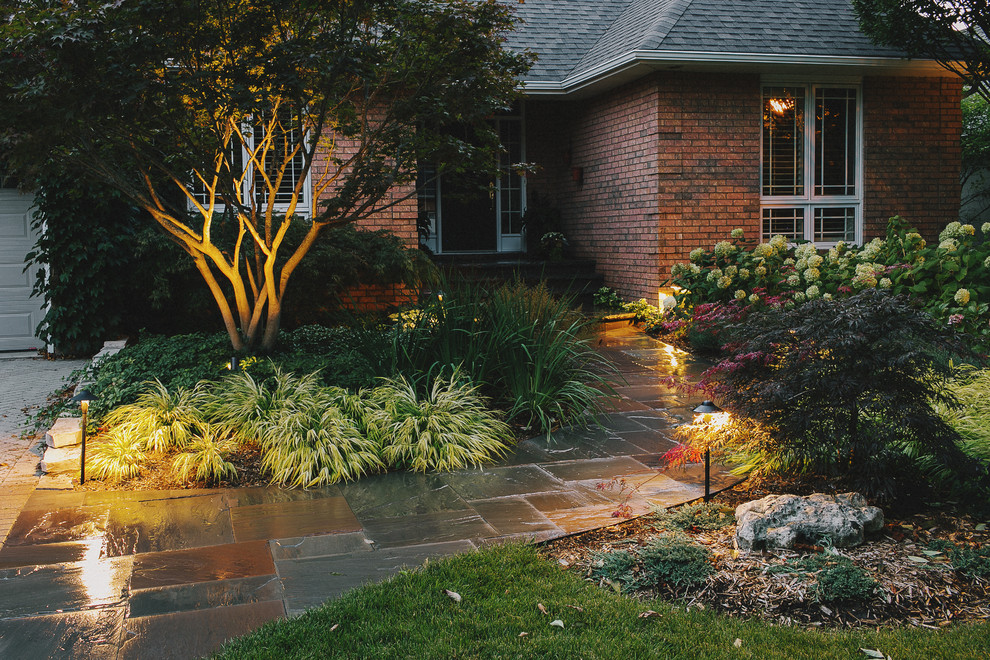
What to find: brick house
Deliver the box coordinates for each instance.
[409,0,962,303]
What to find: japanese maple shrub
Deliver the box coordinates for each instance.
[696,289,982,502]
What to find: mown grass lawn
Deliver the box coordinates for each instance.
[212,543,988,659]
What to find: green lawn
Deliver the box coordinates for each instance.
[213,543,988,659]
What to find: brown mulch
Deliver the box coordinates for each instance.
[541,483,990,630]
[74,446,269,491]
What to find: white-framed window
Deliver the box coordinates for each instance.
[193,113,311,216]
[761,82,862,245]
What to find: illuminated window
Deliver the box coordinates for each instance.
[761,84,860,244]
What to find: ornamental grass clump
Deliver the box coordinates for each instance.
[204,367,323,444]
[259,390,383,488]
[369,371,512,472]
[102,379,203,452]
[171,424,238,484]
[88,427,147,482]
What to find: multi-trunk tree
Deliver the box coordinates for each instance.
[0,0,530,351]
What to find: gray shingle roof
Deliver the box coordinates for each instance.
[506,0,917,85]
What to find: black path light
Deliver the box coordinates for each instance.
[692,400,723,502]
[70,388,95,484]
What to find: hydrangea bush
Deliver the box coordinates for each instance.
[663,217,990,351]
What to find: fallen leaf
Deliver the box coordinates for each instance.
[330,624,339,632]
[549,619,564,628]
[976,523,987,531]
[819,605,833,616]
[637,610,660,619]
[860,649,885,659]
[733,639,743,648]
[518,632,528,637]
[537,603,548,615]
[443,589,462,603]
[907,555,930,564]
[566,605,584,612]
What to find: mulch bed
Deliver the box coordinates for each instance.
[73,446,270,491]
[541,482,990,630]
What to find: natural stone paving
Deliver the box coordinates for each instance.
[0,324,736,659]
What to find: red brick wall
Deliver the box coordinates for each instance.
[654,73,762,281]
[527,77,662,301]
[863,76,962,240]
[338,282,417,313]
[307,127,419,312]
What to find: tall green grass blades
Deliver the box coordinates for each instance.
[171,424,238,484]
[260,391,384,488]
[370,372,512,472]
[102,380,203,452]
[484,282,615,431]
[89,427,146,481]
[391,277,616,434]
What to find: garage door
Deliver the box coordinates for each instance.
[0,185,45,352]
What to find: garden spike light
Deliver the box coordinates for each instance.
[70,388,95,484]
[692,400,723,501]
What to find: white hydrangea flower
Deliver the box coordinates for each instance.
[787,274,801,286]
[793,291,807,303]
[859,238,885,261]
[879,277,892,289]
[823,293,833,300]
[739,268,751,280]
[714,241,737,259]
[754,243,776,258]
[808,255,823,269]
[939,238,959,252]
[806,285,820,299]
[731,228,745,239]
[690,264,701,274]
[689,248,705,263]
[755,265,767,277]
[770,235,789,251]
[725,265,738,277]
[982,222,990,235]
[749,293,760,303]
[939,221,964,241]
[717,276,732,289]
[955,288,971,305]
[803,267,820,282]
[735,289,747,300]
[794,243,817,260]
[963,224,976,235]
[795,258,808,271]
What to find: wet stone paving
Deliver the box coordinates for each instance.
[0,325,740,659]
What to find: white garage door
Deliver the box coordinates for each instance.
[0,186,45,351]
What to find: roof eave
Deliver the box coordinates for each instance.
[521,50,956,97]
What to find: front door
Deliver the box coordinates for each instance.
[419,109,525,254]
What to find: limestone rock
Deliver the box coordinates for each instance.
[45,417,82,448]
[735,492,883,550]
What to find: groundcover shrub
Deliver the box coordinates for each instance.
[679,289,984,503]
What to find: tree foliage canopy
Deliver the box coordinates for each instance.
[0,0,530,350]
[853,0,990,101]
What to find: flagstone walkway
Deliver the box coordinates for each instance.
[0,324,738,659]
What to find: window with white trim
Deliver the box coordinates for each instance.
[761,84,861,244]
[193,113,311,215]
